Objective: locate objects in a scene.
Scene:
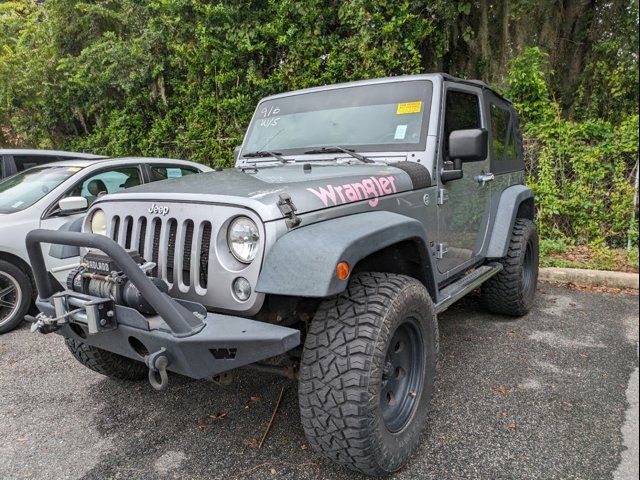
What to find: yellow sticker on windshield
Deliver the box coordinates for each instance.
[66,167,81,173]
[396,101,422,115]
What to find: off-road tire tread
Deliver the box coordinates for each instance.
[299,272,437,476]
[481,218,538,316]
[65,337,147,380]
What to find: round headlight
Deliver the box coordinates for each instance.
[227,216,259,263]
[90,209,107,236]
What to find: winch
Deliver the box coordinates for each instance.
[66,251,168,315]
[28,250,169,336]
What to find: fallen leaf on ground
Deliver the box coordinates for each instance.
[195,422,206,430]
[507,423,518,430]
[250,395,260,402]
[270,468,277,475]
[562,401,574,408]
[246,438,258,447]
[209,412,227,420]
[492,386,512,394]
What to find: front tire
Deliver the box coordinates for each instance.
[481,218,539,316]
[299,273,438,476]
[65,338,148,380]
[0,260,33,335]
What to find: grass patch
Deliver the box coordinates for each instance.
[540,239,638,272]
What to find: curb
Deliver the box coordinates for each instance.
[539,267,639,290]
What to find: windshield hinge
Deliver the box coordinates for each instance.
[277,193,301,229]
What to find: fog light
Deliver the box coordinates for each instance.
[232,277,251,301]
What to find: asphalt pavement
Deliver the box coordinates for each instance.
[0,284,638,480]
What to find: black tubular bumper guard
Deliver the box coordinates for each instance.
[26,229,300,379]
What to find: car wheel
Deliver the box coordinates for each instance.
[481,218,539,316]
[299,272,438,476]
[0,260,32,335]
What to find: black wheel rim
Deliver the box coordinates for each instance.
[522,239,536,294]
[380,317,425,433]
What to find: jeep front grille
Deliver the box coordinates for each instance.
[93,201,265,314]
[108,214,215,294]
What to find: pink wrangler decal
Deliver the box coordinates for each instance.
[307,175,398,208]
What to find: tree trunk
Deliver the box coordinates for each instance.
[479,0,490,76]
[501,0,511,70]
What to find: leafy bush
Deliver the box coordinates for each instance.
[0,1,637,251]
[504,48,638,248]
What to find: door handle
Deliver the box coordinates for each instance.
[475,172,495,186]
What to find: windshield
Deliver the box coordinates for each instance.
[243,80,433,156]
[0,166,80,214]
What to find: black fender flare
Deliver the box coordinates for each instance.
[255,211,435,298]
[485,185,535,259]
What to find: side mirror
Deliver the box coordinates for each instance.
[233,145,242,163]
[449,128,488,163]
[58,196,88,213]
[441,128,488,183]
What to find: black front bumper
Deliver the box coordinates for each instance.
[27,229,300,380]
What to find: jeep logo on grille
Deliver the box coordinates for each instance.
[148,203,170,215]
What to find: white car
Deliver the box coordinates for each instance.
[0,157,211,333]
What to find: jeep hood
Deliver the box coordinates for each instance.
[99,163,416,221]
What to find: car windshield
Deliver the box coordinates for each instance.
[242,80,433,157]
[0,166,81,214]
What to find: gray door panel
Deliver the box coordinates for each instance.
[436,83,492,273]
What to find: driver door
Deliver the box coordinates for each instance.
[436,83,492,273]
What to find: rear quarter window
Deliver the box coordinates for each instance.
[489,102,523,174]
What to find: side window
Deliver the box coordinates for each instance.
[13,155,59,172]
[443,90,481,159]
[490,104,510,161]
[490,103,521,172]
[149,165,199,182]
[67,167,142,207]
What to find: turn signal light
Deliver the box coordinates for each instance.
[336,261,350,280]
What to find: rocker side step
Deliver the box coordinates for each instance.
[435,263,503,313]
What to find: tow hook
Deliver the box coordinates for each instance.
[145,348,170,391]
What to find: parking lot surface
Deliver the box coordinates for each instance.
[1,284,638,480]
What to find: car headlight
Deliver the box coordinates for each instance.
[227,216,259,263]
[90,209,107,236]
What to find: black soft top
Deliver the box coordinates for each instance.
[440,73,513,105]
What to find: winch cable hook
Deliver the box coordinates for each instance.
[145,348,170,391]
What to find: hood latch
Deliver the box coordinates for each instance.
[277,193,301,229]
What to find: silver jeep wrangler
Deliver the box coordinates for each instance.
[28,74,538,476]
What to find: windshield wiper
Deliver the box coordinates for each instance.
[242,150,289,163]
[303,146,374,164]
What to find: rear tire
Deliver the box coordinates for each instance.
[481,218,539,316]
[299,273,438,476]
[0,260,32,335]
[65,338,148,380]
